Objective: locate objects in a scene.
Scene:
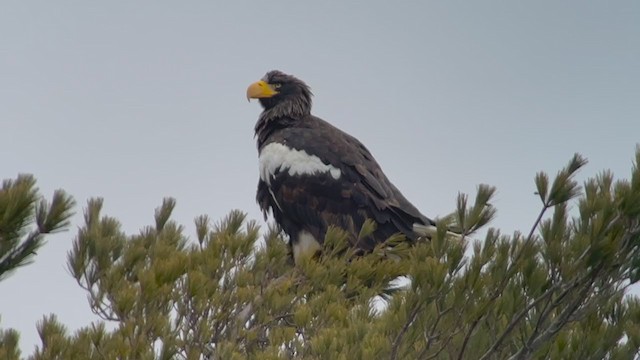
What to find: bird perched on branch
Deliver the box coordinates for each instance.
[247,70,447,264]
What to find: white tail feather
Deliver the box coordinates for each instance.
[412,223,438,237]
[413,223,463,240]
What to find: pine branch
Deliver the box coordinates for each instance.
[0,230,44,280]
[390,302,423,360]
[478,284,558,360]
[509,265,603,360]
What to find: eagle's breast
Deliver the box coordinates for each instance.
[258,142,342,185]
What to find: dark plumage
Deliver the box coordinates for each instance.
[247,70,439,263]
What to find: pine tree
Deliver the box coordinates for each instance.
[2,149,640,359]
[0,175,75,360]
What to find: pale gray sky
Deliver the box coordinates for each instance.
[2,1,639,354]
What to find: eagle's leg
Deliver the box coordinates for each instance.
[291,230,322,265]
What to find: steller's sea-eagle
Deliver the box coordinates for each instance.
[247,70,445,264]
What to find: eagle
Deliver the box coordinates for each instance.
[247,70,444,264]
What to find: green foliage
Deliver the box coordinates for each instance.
[0,316,21,360]
[0,174,75,280]
[0,174,75,360]
[2,148,640,359]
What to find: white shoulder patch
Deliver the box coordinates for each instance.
[259,142,342,185]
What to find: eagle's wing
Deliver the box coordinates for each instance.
[257,116,434,251]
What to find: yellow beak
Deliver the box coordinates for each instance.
[246,80,278,101]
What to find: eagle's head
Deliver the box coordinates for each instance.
[246,70,313,119]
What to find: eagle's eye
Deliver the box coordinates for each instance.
[271,83,282,89]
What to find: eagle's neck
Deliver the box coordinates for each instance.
[254,96,311,149]
[258,94,311,122]
[254,115,295,150]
